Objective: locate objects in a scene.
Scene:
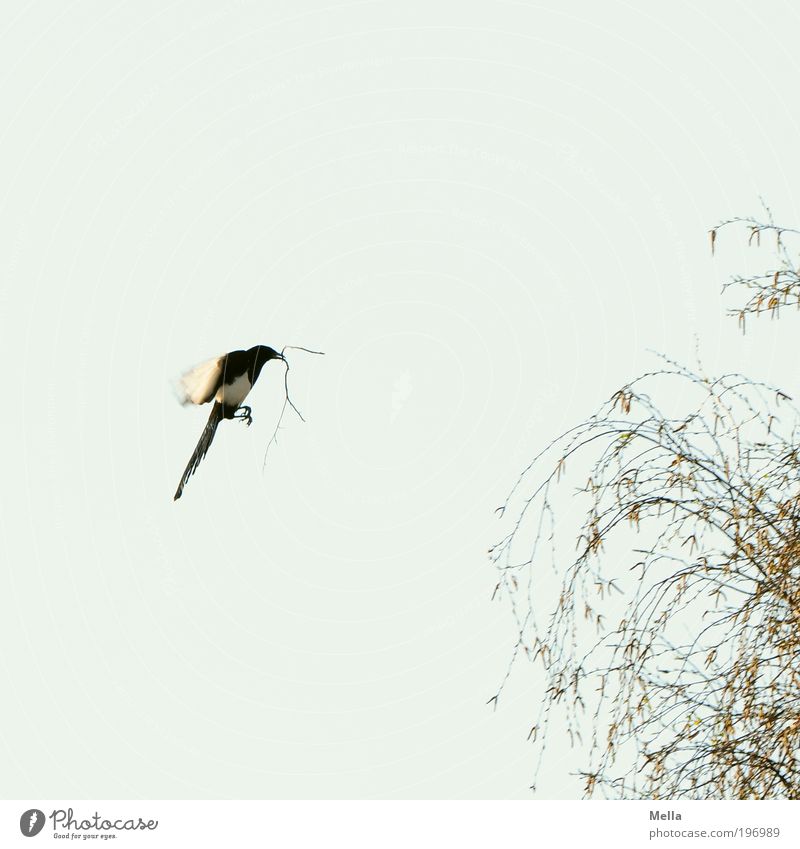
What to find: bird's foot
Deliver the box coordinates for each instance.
[235,406,253,426]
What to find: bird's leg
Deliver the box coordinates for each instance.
[234,405,253,426]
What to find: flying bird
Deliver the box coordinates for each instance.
[173,344,284,500]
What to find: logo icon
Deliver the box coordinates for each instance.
[19,809,45,837]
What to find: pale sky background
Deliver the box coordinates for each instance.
[2,0,800,800]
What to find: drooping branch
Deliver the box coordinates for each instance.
[711,201,800,329]
[491,356,800,798]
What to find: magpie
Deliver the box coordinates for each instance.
[173,344,284,500]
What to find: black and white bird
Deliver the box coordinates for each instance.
[173,344,284,501]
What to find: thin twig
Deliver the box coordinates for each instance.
[261,345,325,471]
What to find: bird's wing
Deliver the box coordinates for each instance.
[178,355,224,405]
[174,402,224,500]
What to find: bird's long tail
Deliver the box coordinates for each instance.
[174,402,224,500]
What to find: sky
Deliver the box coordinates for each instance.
[2,0,800,800]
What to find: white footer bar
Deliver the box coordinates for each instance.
[1,800,796,848]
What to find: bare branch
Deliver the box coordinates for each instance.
[492,357,800,799]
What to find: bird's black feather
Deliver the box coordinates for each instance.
[173,345,284,501]
[174,402,224,500]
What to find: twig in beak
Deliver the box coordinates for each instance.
[261,345,325,471]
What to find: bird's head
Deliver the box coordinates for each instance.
[252,345,284,366]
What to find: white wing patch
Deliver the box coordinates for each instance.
[216,372,252,407]
[178,355,224,406]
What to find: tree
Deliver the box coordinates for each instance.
[492,213,800,799]
[712,204,800,329]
